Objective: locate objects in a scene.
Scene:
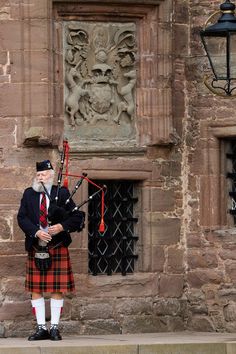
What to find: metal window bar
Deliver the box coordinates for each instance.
[226,139,236,224]
[88,180,138,276]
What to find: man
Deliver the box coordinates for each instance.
[17,160,84,341]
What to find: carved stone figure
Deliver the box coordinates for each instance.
[65,63,90,127]
[114,69,136,124]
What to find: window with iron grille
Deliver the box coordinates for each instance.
[226,139,236,225]
[88,180,139,276]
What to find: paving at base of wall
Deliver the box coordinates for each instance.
[0,332,236,354]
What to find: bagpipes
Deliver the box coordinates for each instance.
[40,139,106,233]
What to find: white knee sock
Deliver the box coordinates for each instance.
[50,298,64,327]
[31,297,46,329]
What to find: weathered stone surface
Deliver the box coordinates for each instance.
[0,168,33,188]
[223,301,236,322]
[189,303,208,315]
[151,245,165,272]
[21,0,49,19]
[0,277,27,301]
[225,261,236,282]
[0,323,4,338]
[167,246,184,273]
[74,273,159,298]
[122,315,169,334]
[173,24,189,57]
[0,216,11,240]
[3,320,35,338]
[159,275,184,298]
[0,52,7,65]
[174,0,189,24]
[160,161,181,178]
[0,21,22,50]
[187,316,215,332]
[151,216,181,245]
[11,50,50,83]
[218,288,236,302]
[115,298,153,316]
[186,233,202,248]
[74,302,113,321]
[151,188,175,212]
[219,249,236,261]
[0,189,21,205]
[83,319,121,335]
[186,289,205,303]
[154,298,181,316]
[187,270,223,288]
[187,249,218,269]
[0,241,24,255]
[69,249,88,275]
[0,255,25,276]
[0,84,23,117]
[0,301,31,321]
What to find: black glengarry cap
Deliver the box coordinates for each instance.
[36,160,53,172]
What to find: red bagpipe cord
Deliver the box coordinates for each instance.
[99,189,105,233]
[63,141,70,189]
[82,177,105,233]
[61,140,105,234]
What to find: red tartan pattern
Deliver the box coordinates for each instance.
[25,246,75,293]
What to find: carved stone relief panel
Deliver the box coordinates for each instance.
[64,21,137,149]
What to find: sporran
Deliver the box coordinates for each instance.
[34,246,52,271]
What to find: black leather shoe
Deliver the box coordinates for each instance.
[28,326,50,341]
[50,327,62,341]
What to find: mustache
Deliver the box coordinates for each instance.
[32,178,53,193]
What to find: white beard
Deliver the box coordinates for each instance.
[32,178,53,193]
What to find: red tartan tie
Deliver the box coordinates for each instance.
[39,192,48,228]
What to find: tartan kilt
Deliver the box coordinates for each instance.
[25,245,75,293]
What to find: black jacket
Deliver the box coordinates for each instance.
[17,185,84,252]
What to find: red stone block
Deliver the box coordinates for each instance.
[167,247,184,273]
[159,274,184,298]
[187,249,218,269]
[151,188,175,212]
[187,270,223,288]
[152,216,181,246]
[0,255,26,276]
[0,301,31,321]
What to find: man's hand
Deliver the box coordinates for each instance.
[48,224,64,236]
[36,230,52,243]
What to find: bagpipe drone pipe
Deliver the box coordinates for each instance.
[41,140,106,233]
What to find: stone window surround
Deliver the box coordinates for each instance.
[69,160,153,273]
[52,0,174,150]
[199,119,236,231]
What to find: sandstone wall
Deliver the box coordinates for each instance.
[0,0,235,337]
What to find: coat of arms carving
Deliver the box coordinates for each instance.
[64,22,137,148]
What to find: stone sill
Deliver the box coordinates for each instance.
[69,147,146,158]
[214,228,236,236]
[211,227,236,243]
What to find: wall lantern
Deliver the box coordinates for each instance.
[200,0,236,97]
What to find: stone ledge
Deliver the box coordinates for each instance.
[53,0,165,4]
[0,333,236,354]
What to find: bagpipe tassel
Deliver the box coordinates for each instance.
[63,177,69,189]
[99,219,105,233]
[99,189,105,233]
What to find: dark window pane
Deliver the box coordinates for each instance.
[226,140,236,223]
[88,180,138,275]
